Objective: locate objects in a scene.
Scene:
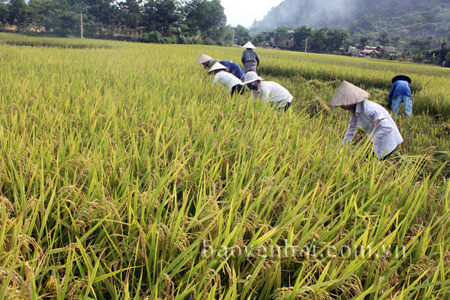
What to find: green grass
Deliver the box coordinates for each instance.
[0,33,449,299]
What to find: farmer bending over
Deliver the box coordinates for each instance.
[242,71,293,111]
[209,62,246,96]
[329,81,403,160]
[387,75,412,117]
[197,54,244,80]
[219,60,245,80]
[197,54,218,69]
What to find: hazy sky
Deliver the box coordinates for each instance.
[220,0,284,28]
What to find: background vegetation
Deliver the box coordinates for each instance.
[0,0,232,45]
[250,0,450,44]
[1,0,450,66]
[0,33,449,299]
[246,0,450,66]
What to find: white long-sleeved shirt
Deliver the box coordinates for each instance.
[213,71,242,92]
[252,81,293,108]
[342,100,403,159]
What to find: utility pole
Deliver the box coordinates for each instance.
[232,29,235,47]
[304,38,308,53]
[80,11,84,39]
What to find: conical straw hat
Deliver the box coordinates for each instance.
[329,81,370,107]
[243,41,255,49]
[242,71,263,85]
[206,59,218,68]
[197,54,212,65]
[208,62,228,73]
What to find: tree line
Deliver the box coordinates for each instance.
[0,0,232,45]
[235,25,450,67]
[1,1,449,66]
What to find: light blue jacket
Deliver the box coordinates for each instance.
[388,80,411,105]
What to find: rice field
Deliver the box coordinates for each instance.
[0,33,449,299]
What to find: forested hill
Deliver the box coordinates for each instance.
[250,0,450,41]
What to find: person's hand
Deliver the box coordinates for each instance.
[372,117,386,127]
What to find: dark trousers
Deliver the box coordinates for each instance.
[284,102,291,111]
[381,149,396,160]
[231,84,245,96]
[367,148,396,160]
[276,102,291,112]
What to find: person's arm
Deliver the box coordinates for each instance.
[251,90,259,100]
[237,66,244,80]
[342,113,358,146]
[241,51,245,64]
[230,63,239,76]
[255,52,260,66]
[387,82,396,101]
[259,86,269,101]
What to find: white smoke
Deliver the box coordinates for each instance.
[250,0,357,33]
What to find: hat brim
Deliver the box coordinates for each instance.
[328,81,370,107]
[329,98,366,108]
[197,54,212,65]
[208,62,228,73]
[243,77,262,85]
[392,75,411,84]
[208,68,227,73]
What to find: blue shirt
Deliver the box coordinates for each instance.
[220,61,245,80]
[388,80,411,101]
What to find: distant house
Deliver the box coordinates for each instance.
[377,45,398,54]
[347,46,358,56]
[271,30,294,48]
[358,45,399,58]
[364,46,377,51]
[359,46,378,57]
[1,25,17,32]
